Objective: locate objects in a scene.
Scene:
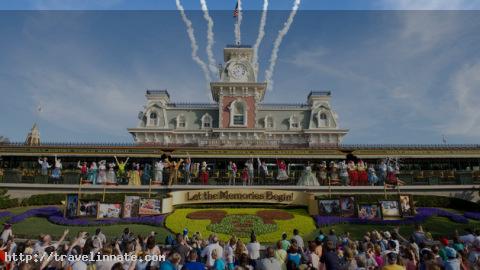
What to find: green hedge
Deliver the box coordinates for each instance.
[315,194,480,211]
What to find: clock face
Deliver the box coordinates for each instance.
[229,63,248,81]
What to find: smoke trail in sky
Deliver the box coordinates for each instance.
[175,0,212,95]
[234,0,242,44]
[200,0,217,74]
[265,0,301,91]
[252,0,269,74]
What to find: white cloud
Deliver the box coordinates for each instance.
[378,0,480,10]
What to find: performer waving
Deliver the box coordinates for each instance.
[114,156,129,185]
[276,159,289,181]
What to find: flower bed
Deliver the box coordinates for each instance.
[315,207,470,226]
[166,208,316,243]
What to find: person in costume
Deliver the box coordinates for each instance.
[329,161,340,185]
[338,161,349,186]
[357,160,368,185]
[246,159,254,185]
[51,155,62,183]
[192,162,200,179]
[276,159,289,181]
[241,166,249,186]
[129,163,141,186]
[227,161,238,185]
[167,159,184,186]
[297,163,320,186]
[318,161,328,185]
[378,159,387,186]
[154,160,165,184]
[114,156,129,185]
[367,164,378,186]
[106,162,117,185]
[183,157,192,184]
[141,163,152,185]
[97,160,107,184]
[38,157,51,176]
[77,161,88,181]
[347,160,358,186]
[87,162,98,184]
[199,161,209,185]
[257,158,268,185]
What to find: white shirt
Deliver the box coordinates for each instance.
[246,242,261,260]
[225,245,235,264]
[1,229,12,243]
[201,243,223,267]
[460,234,476,245]
[292,235,304,250]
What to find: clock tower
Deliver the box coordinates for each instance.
[211,45,267,129]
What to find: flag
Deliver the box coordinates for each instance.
[233,2,239,18]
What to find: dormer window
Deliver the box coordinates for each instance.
[230,99,247,127]
[318,112,328,127]
[177,114,186,129]
[289,115,301,130]
[148,112,158,126]
[201,113,213,129]
[265,115,274,129]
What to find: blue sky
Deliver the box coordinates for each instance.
[0,0,480,144]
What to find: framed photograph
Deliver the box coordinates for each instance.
[357,203,382,220]
[65,194,79,218]
[139,198,162,216]
[123,196,141,218]
[340,196,355,217]
[318,199,341,216]
[399,195,414,217]
[380,200,401,218]
[78,201,98,217]
[97,203,122,219]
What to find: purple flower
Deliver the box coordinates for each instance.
[0,211,12,219]
[464,212,480,220]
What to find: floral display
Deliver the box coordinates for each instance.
[207,215,278,237]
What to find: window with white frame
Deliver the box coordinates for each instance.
[230,100,247,126]
[201,113,213,129]
[149,112,158,126]
[177,114,186,128]
[289,115,300,130]
[318,112,328,127]
[265,115,274,129]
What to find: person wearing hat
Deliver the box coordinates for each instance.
[0,223,12,243]
[439,237,450,261]
[443,247,460,270]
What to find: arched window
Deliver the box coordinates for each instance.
[176,114,186,129]
[265,115,274,129]
[230,99,247,126]
[201,113,213,129]
[318,112,328,127]
[149,112,158,126]
[290,115,300,130]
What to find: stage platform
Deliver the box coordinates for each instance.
[1,183,478,202]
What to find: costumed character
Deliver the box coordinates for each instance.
[388,158,405,186]
[183,158,192,184]
[227,161,237,185]
[106,162,117,185]
[129,163,141,186]
[199,161,209,185]
[192,163,200,178]
[347,160,359,186]
[378,159,387,185]
[141,163,152,185]
[87,162,98,184]
[297,163,320,186]
[318,161,328,185]
[257,158,268,185]
[367,164,378,186]
[338,161,349,186]
[154,160,165,184]
[167,159,184,186]
[38,157,51,176]
[357,160,368,185]
[241,167,249,186]
[77,161,88,181]
[114,156,129,185]
[276,159,289,181]
[329,161,340,185]
[97,160,107,184]
[51,155,62,183]
[246,159,254,185]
